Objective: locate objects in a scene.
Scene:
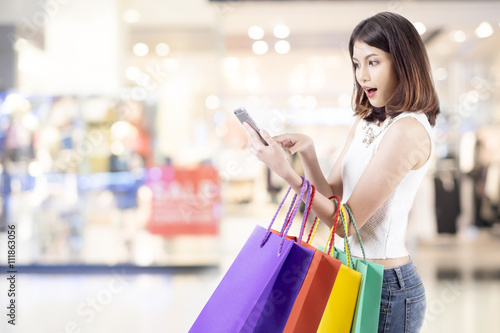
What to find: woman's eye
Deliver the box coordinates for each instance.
[353,63,360,68]
[369,60,378,66]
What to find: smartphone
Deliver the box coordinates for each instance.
[234,107,268,146]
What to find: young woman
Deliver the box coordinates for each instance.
[243,11,439,333]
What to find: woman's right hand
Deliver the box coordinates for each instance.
[273,133,314,155]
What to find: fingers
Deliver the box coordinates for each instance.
[243,123,273,148]
[270,135,288,149]
[242,122,261,147]
[272,133,290,141]
[259,129,277,147]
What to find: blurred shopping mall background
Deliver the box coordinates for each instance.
[1,0,500,332]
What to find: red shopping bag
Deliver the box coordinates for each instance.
[284,192,343,332]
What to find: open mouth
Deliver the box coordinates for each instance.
[365,88,377,98]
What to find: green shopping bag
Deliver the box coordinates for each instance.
[336,205,384,333]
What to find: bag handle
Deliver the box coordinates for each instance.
[325,197,341,255]
[306,196,357,269]
[260,176,308,256]
[307,195,354,266]
[280,182,316,243]
[307,216,320,244]
[278,179,313,255]
[321,198,354,269]
[298,184,315,243]
[338,204,354,269]
[260,177,304,246]
[278,186,302,237]
[343,204,366,261]
[306,195,341,245]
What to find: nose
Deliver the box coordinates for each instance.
[357,65,370,83]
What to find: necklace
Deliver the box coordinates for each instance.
[361,117,394,146]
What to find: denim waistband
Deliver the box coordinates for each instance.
[382,257,418,285]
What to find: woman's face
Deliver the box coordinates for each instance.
[352,40,399,108]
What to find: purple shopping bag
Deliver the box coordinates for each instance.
[190,178,315,333]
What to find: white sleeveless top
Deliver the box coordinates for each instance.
[338,111,432,259]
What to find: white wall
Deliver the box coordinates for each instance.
[13,0,124,95]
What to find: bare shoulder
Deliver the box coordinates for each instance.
[382,115,431,168]
[386,116,429,142]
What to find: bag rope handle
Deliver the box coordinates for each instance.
[307,216,320,244]
[280,182,315,240]
[326,197,341,255]
[260,176,307,251]
[298,184,315,243]
[280,182,315,243]
[307,195,340,245]
[278,187,300,237]
[339,204,354,269]
[343,203,366,261]
[277,179,312,256]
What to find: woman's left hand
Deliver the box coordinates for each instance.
[242,122,294,180]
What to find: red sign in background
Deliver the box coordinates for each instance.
[148,165,221,236]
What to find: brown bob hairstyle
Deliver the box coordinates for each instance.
[349,12,440,126]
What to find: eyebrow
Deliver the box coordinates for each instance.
[352,53,379,61]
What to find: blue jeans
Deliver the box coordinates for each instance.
[378,258,426,333]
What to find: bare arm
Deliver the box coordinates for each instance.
[242,116,429,239]
[272,117,360,198]
[335,116,431,237]
[243,118,360,232]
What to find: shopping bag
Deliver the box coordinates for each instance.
[317,197,362,333]
[283,188,342,333]
[341,205,384,333]
[190,178,314,333]
[251,181,316,333]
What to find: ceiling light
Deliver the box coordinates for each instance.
[205,95,220,109]
[273,24,290,39]
[155,43,170,57]
[125,66,141,80]
[274,40,290,54]
[304,96,317,109]
[252,41,268,55]
[248,26,264,40]
[133,43,149,56]
[413,22,427,35]
[450,30,466,43]
[475,21,493,38]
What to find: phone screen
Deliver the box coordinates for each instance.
[234,107,268,146]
